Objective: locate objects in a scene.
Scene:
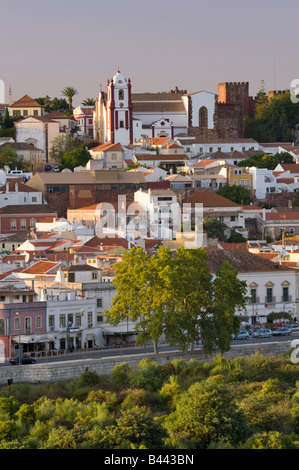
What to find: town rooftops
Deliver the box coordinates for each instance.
[0,181,40,193]
[44,111,75,120]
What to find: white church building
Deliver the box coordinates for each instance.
[93,70,216,146]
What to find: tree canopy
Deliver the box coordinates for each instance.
[217,185,253,205]
[245,89,299,142]
[105,246,247,354]
[58,147,91,171]
[237,152,294,170]
[0,146,30,171]
[34,96,70,114]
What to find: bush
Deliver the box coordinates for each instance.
[76,368,101,388]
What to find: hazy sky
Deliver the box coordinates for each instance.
[1,0,298,106]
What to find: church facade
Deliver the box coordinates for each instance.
[93,70,256,146]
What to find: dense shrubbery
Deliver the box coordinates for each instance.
[1,353,299,449]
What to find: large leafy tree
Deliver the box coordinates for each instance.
[35,96,69,113]
[245,90,299,142]
[59,147,91,171]
[0,146,30,171]
[105,246,247,354]
[49,135,81,162]
[217,185,253,205]
[62,87,78,109]
[203,215,227,241]
[238,151,294,171]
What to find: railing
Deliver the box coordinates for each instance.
[281,295,292,302]
[264,296,276,304]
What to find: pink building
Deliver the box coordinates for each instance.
[0,299,47,361]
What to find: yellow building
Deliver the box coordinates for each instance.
[88,142,124,170]
[229,167,253,193]
[9,95,44,118]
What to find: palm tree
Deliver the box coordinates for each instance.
[81,98,95,106]
[61,86,78,109]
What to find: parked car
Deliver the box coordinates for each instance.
[290,325,299,332]
[272,327,291,336]
[44,164,51,171]
[235,330,250,340]
[254,329,272,338]
[10,356,36,365]
[54,166,60,172]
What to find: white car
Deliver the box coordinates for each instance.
[254,329,272,338]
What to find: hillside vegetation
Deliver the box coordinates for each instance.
[1,353,299,449]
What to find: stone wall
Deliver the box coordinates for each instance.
[0,340,294,387]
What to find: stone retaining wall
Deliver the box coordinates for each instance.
[0,340,294,387]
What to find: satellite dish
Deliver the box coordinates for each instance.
[25,253,30,263]
[61,168,72,173]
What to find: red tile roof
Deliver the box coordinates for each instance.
[90,142,123,152]
[10,95,42,108]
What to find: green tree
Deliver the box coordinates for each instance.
[2,107,14,129]
[164,380,246,448]
[203,215,227,241]
[217,185,253,205]
[59,147,91,171]
[81,98,95,106]
[49,135,81,161]
[245,90,299,142]
[0,146,30,171]
[62,86,78,109]
[238,152,294,170]
[105,246,247,354]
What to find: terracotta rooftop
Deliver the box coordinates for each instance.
[21,261,61,275]
[205,249,294,273]
[10,95,42,108]
[0,181,39,193]
[90,142,124,152]
[184,189,240,207]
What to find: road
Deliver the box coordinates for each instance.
[4,331,296,366]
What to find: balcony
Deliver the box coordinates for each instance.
[264,296,276,304]
[281,295,292,303]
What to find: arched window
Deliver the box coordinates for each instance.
[199,106,208,136]
[118,89,124,100]
[30,218,36,228]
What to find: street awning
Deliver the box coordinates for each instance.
[12,333,62,343]
[103,326,137,336]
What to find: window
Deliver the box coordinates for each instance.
[119,121,124,128]
[35,316,42,328]
[266,288,273,303]
[92,272,98,280]
[32,197,37,203]
[67,314,73,327]
[10,219,17,230]
[231,216,236,221]
[48,315,55,328]
[97,315,103,323]
[88,312,92,327]
[75,313,81,327]
[25,317,31,334]
[119,89,124,100]
[199,106,208,136]
[250,288,257,303]
[283,286,289,302]
[0,319,5,335]
[111,153,117,160]
[30,219,36,228]
[97,298,103,308]
[23,110,28,116]
[33,110,38,116]
[20,219,26,230]
[60,315,66,328]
